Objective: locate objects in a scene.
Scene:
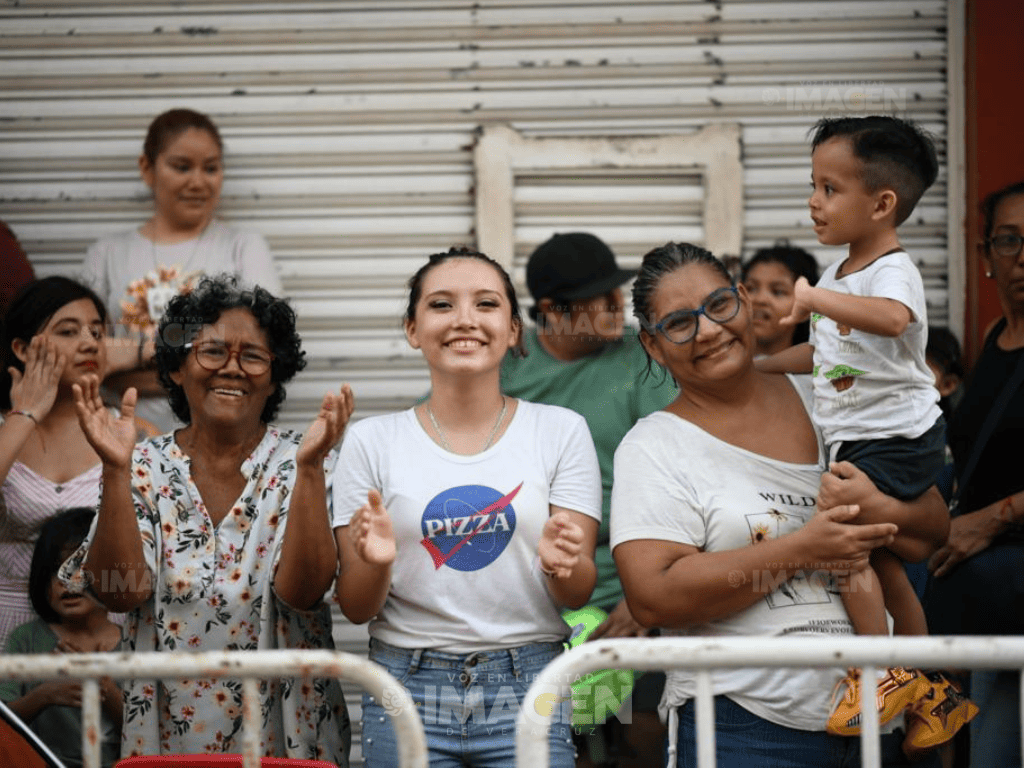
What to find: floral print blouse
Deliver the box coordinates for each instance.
[61,428,349,765]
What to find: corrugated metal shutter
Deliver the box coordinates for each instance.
[2,0,955,431]
[1,1,955,759]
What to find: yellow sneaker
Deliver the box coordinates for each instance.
[827,667,932,736]
[902,672,979,760]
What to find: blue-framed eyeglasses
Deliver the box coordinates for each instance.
[645,286,741,344]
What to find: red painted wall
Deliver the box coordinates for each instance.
[965,0,1024,362]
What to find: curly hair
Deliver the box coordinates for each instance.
[154,274,305,424]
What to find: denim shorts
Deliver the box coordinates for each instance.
[362,637,574,768]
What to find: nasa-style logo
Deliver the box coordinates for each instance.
[419,483,522,571]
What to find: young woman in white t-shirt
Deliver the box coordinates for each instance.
[331,247,602,768]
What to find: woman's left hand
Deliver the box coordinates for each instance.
[296,383,354,466]
[928,504,1004,577]
[538,510,584,579]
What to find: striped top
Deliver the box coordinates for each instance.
[0,460,101,649]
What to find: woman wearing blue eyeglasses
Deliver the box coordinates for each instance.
[60,274,351,765]
[609,242,949,768]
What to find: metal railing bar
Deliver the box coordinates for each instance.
[0,648,428,768]
[694,669,714,768]
[514,636,1024,768]
[860,665,881,768]
[81,677,101,768]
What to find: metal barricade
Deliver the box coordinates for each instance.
[0,648,428,768]
[515,635,1024,768]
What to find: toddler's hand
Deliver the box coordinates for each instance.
[780,276,815,326]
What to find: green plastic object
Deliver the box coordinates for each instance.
[562,606,635,726]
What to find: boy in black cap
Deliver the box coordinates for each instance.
[501,232,675,766]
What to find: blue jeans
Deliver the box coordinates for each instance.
[362,638,574,768]
[670,696,941,768]
[969,670,1022,768]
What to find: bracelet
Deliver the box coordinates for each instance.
[7,409,37,426]
[534,556,557,578]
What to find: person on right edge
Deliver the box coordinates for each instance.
[926,179,1024,768]
[500,233,675,766]
[755,116,974,757]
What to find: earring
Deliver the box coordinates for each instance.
[986,270,993,278]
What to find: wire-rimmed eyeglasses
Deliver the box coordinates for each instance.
[986,233,1024,259]
[183,341,274,376]
[644,286,742,344]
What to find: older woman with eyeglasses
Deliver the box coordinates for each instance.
[926,179,1024,768]
[61,274,351,765]
[610,243,949,768]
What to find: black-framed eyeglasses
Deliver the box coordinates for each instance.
[986,233,1024,259]
[645,286,741,344]
[184,341,274,376]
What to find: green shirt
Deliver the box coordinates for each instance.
[0,619,122,768]
[501,326,676,610]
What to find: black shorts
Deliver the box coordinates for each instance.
[833,416,946,501]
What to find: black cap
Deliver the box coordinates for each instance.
[525,233,636,302]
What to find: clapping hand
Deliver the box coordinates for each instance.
[72,377,137,469]
[9,334,66,422]
[538,510,584,580]
[350,489,396,566]
[296,384,354,467]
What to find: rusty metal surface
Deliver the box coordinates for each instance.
[0,648,427,768]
